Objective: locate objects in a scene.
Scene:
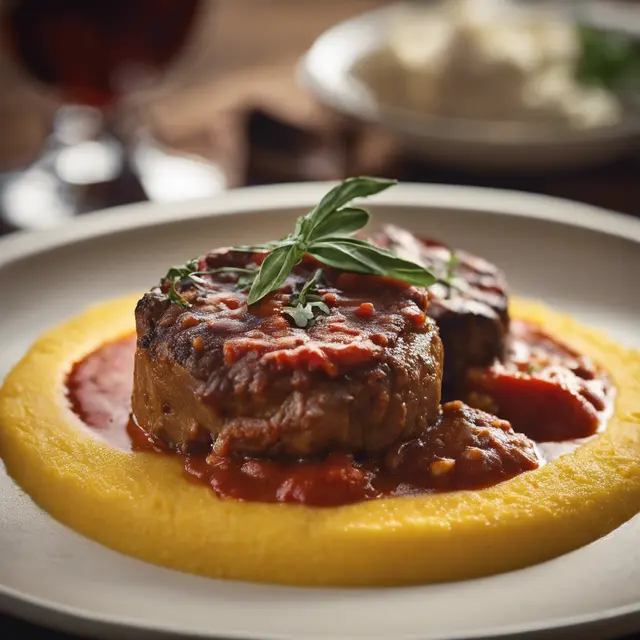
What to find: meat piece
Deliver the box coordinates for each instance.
[371,225,509,393]
[132,251,444,457]
[383,400,540,491]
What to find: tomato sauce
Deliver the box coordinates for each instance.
[67,336,136,451]
[180,398,541,506]
[465,321,613,442]
[65,321,613,507]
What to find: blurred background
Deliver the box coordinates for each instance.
[0,0,638,237]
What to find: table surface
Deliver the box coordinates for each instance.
[0,1,638,638]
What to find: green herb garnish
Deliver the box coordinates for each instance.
[442,252,459,284]
[234,270,258,291]
[426,251,468,299]
[246,177,436,305]
[437,251,459,300]
[162,259,200,308]
[160,177,437,313]
[162,264,257,309]
[283,269,330,328]
[577,25,640,93]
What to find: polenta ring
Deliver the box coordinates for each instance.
[1,294,638,587]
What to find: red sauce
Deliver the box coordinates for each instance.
[465,321,613,442]
[161,399,540,507]
[66,322,613,507]
[67,336,136,451]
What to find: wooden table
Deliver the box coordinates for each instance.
[0,1,638,638]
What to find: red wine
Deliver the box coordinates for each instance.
[2,0,200,106]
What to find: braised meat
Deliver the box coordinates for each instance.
[132,250,444,457]
[371,225,509,393]
[183,400,540,505]
[383,400,540,491]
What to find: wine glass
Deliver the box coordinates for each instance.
[0,0,208,230]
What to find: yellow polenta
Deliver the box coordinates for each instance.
[0,294,639,587]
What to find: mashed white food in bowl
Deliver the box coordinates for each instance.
[364,0,622,129]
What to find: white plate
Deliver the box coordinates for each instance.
[0,182,639,640]
[298,2,640,173]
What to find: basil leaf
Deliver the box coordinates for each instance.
[283,304,315,328]
[192,267,257,277]
[311,238,437,286]
[232,241,293,253]
[384,266,438,287]
[188,275,208,287]
[159,178,440,311]
[303,177,396,242]
[247,245,303,305]
[236,272,257,291]
[296,269,322,306]
[308,207,370,241]
[308,241,385,275]
[163,258,199,283]
[341,238,437,286]
[312,301,330,316]
[283,300,330,328]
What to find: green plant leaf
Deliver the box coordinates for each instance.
[577,25,640,92]
[308,241,384,275]
[283,300,330,328]
[159,178,438,311]
[296,269,322,306]
[247,245,303,305]
[303,177,396,242]
[167,279,189,309]
[231,241,292,253]
[312,238,437,286]
[308,207,370,241]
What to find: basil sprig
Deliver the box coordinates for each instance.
[160,177,437,311]
[246,177,436,304]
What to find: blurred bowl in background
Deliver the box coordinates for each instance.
[299,1,640,173]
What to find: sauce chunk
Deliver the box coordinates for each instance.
[465,321,612,441]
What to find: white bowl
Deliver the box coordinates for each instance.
[299,2,640,173]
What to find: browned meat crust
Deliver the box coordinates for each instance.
[371,225,509,393]
[132,251,443,457]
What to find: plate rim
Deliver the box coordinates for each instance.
[1,578,639,640]
[1,180,639,640]
[1,181,640,270]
